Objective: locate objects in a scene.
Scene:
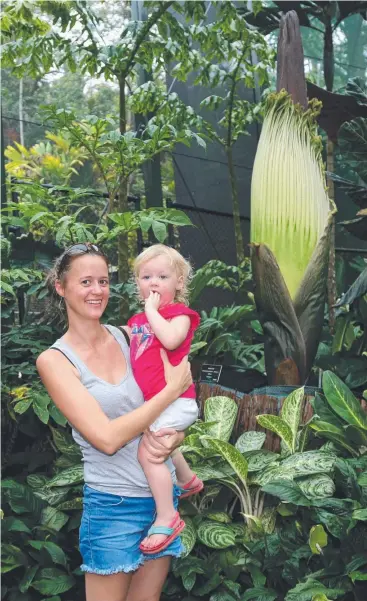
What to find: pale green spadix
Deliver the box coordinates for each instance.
[251,91,330,300]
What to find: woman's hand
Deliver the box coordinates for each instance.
[141,428,185,464]
[161,349,192,397]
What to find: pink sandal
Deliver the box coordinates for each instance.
[179,475,204,499]
[139,512,185,555]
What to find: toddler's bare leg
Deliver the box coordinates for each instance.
[138,433,177,550]
[171,450,196,487]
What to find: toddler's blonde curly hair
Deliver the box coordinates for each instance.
[133,244,193,305]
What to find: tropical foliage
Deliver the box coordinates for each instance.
[164,372,367,601]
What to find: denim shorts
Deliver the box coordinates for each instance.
[79,484,184,575]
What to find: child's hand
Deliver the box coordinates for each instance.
[145,291,161,313]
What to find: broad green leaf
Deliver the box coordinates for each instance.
[242,588,277,601]
[310,393,344,428]
[251,464,294,486]
[205,512,232,524]
[243,450,279,472]
[344,425,367,446]
[352,509,367,521]
[260,507,277,534]
[229,523,247,538]
[235,431,266,452]
[180,517,196,558]
[298,474,335,500]
[48,402,67,426]
[47,465,83,487]
[152,220,167,243]
[349,571,367,582]
[277,502,297,516]
[29,541,67,566]
[281,387,305,451]
[193,465,228,482]
[357,472,367,487]
[56,497,83,510]
[27,474,48,488]
[281,451,336,477]
[285,578,344,601]
[197,521,236,549]
[182,571,196,591]
[40,507,68,531]
[33,403,49,424]
[2,479,44,515]
[32,573,75,595]
[205,438,248,485]
[204,396,238,442]
[2,517,31,534]
[262,479,311,506]
[309,524,328,555]
[322,371,367,429]
[309,422,358,456]
[19,565,38,593]
[256,415,293,451]
[1,543,28,567]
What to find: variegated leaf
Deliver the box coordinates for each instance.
[180,517,196,557]
[256,414,293,451]
[205,438,248,485]
[235,431,266,452]
[193,465,228,482]
[298,474,335,500]
[280,387,305,451]
[197,520,236,549]
[244,450,279,472]
[47,466,83,488]
[205,512,232,524]
[204,396,238,442]
[281,451,336,477]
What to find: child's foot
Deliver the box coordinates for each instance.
[178,474,204,499]
[139,511,185,554]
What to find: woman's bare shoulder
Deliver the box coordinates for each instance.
[36,347,78,377]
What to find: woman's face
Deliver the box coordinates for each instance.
[56,255,110,320]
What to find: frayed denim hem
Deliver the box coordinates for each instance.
[80,559,144,575]
[80,545,183,576]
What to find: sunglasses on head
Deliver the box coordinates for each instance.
[57,243,104,275]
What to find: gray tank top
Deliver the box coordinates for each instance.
[51,324,175,497]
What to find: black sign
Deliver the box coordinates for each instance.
[200,364,223,384]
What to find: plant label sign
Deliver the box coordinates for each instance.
[200,364,223,384]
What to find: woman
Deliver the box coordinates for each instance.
[37,243,192,601]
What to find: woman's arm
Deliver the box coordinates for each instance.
[36,349,191,456]
[142,428,185,464]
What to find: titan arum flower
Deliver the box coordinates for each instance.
[250,11,336,386]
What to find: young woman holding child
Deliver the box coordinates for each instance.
[37,242,197,601]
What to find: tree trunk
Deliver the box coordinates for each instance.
[226,146,245,265]
[131,0,163,216]
[19,78,24,146]
[118,75,130,321]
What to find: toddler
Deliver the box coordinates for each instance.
[127,244,203,555]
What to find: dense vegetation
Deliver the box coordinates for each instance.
[1,2,367,600]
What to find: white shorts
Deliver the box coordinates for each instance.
[150,397,199,433]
